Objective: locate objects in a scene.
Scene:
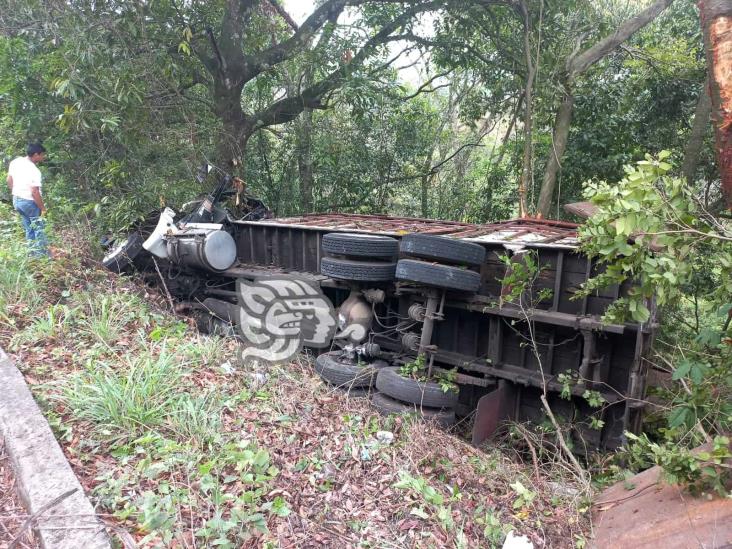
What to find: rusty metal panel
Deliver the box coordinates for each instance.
[234,214,580,248]
[472,382,517,446]
[592,454,732,548]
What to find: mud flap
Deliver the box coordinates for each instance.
[471,381,517,446]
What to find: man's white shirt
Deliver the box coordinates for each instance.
[8,156,42,200]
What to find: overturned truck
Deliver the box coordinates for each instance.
[107,206,656,452]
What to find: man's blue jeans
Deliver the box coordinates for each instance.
[13,196,49,257]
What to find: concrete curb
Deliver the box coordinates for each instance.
[0,348,110,549]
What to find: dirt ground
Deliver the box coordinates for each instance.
[0,439,39,549]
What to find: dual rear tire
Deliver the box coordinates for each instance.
[320,233,398,282]
[320,231,486,293]
[395,234,485,293]
[313,353,457,426]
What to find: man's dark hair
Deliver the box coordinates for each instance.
[27,142,46,156]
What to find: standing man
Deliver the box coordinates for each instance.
[6,143,49,257]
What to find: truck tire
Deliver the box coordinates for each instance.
[314,351,378,388]
[323,233,399,258]
[375,367,459,408]
[370,393,456,427]
[400,234,486,266]
[321,257,396,282]
[396,259,481,292]
[102,231,145,273]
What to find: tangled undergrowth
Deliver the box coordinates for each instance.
[0,207,591,548]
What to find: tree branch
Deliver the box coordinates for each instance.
[216,0,259,84]
[242,0,349,83]
[268,0,299,31]
[393,70,453,101]
[682,75,712,183]
[244,1,444,134]
[568,0,675,77]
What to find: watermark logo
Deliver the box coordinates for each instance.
[236,276,337,363]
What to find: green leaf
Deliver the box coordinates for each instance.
[410,507,429,519]
[668,406,691,429]
[689,362,710,385]
[632,303,650,323]
[671,360,691,380]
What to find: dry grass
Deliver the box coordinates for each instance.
[239,358,591,547]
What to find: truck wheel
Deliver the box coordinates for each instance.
[396,259,481,292]
[314,351,378,388]
[321,257,396,282]
[323,232,399,258]
[370,393,456,427]
[400,234,486,266]
[375,367,459,408]
[102,231,145,273]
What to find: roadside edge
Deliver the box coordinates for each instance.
[0,347,110,549]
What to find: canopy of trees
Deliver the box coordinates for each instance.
[0,0,722,227]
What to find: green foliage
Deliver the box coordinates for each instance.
[10,302,76,346]
[93,435,284,547]
[436,368,459,394]
[560,27,706,207]
[0,207,44,321]
[394,472,459,531]
[474,507,510,546]
[0,0,709,231]
[398,355,458,393]
[579,154,731,494]
[399,354,427,378]
[625,433,731,497]
[579,153,732,323]
[79,293,149,347]
[509,480,536,510]
[167,392,224,449]
[498,250,553,308]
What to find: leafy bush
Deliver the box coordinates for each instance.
[579,154,731,494]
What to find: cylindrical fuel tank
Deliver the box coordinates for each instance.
[167,230,236,272]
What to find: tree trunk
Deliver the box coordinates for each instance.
[518,2,535,218]
[213,79,249,170]
[218,119,250,172]
[420,161,433,217]
[681,75,712,183]
[296,107,315,213]
[535,0,675,218]
[699,0,732,209]
[536,88,574,217]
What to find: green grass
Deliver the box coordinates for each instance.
[166,391,224,449]
[10,303,76,348]
[78,292,148,348]
[63,342,187,442]
[178,334,228,367]
[0,217,44,324]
